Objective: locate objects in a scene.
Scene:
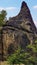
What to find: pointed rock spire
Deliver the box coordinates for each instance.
[20,1,30,16]
[21,1,27,9]
[6,1,36,33]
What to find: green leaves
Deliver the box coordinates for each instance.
[27,44,37,53]
[0,10,7,26]
[7,40,37,65]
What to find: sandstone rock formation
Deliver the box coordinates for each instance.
[0,1,37,61]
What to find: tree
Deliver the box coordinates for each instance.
[7,40,37,65]
[0,10,7,26]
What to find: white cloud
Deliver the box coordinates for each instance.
[0,7,16,11]
[6,7,16,10]
[33,5,37,9]
[0,7,4,11]
[34,21,37,27]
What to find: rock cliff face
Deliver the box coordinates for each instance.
[0,1,37,60]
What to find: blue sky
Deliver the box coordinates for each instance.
[0,0,37,27]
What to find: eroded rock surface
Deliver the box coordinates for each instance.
[0,1,37,60]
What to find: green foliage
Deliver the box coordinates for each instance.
[27,43,37,53]
[0,10,7,26]
[7,40,37,65]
